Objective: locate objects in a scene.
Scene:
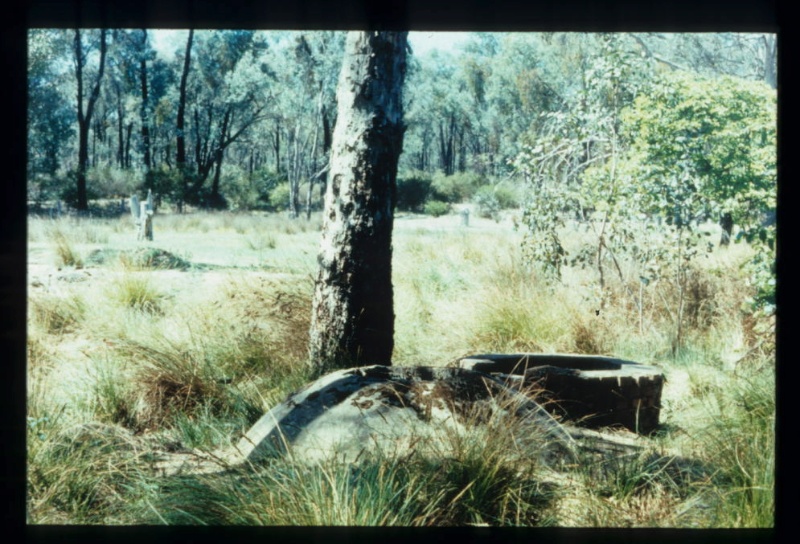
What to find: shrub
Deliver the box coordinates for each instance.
[431,172,485,203]
[251,168,289,209]
[59,171,100,208]
[473,186,502,220]
[396,173,433,211]
[221,165,259,211]
[268,182,292,213]
[423,200,451,217]
[144,167,183,206]
[87,166,141,198]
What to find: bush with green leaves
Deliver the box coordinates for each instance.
[396,172,433,212]
[249,167,289,210]
[423,199,451,217]
[144,167,184,206]
[431,172,485,204]
[268,182,292,213]
[87,166,141,199]
[618,71,776,310]
[473,186,501,220]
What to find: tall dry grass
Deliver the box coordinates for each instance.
[26,210,774,526]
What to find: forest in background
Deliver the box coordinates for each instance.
[27,29,777,311]
[27,31,775,208]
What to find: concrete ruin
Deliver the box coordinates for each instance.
[458,354,665,434]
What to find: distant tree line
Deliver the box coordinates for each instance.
[28,30,776,218]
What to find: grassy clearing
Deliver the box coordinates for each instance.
[26,210,774,526]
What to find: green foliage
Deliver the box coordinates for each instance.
[423,200,451,217]
[621,72,776,234]
[268,182,292,213]
[473,185,519,219]
[700,361,775,527]
[87,166,141,198]
[618,71,776,308]
[517,178,572,280]
[59,171,100,209]
[144,167,184,205]
[396,172,433,211]
[431,172,485,203]
[251,168,289,210]
[473,186,502,220]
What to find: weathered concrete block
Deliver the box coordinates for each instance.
[458,354,665,434]
[226,365,577,467]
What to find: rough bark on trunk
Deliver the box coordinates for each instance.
[74,29,107,211]
[176,29,194,212]
[308,31,407,373]
[720,211,734,246]
[139,30,152,171]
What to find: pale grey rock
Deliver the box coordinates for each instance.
[223,365,577,467]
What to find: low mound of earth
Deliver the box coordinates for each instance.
[85,247,192,270]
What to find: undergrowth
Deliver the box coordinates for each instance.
[26,211,774,526]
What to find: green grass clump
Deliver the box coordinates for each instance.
[27,422,145,524]
[108,274,165,314]
[29,293,87,335]
[53,230,84,268]
[120,248,192,270]
[469,278,573,353]
[145,410,559,526]
[699,360,775,527]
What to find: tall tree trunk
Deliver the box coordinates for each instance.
[289,124,304,218]
[305,89,325,220]
[125,122,133,169]
[308,31,407,373]
[209,108,231,209]
[139,30,152,171]
[763,33,777,89]
[176,29,194,212]
[273,120,281,174]
[74,29,107,211]
[720,211,734,246]
[116,84,125,168]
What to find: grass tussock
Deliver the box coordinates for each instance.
[52,230,84,268]
[107,273,166,314]
[469,269,573,353]
[699,358,775,527]
[29,293,87,335]
[146,409,560,526]
[27,422,152,524]
[94,275,314,439]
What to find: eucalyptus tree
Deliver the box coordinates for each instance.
[259,31,343,217]
[133,29,157,171]
[27,29,74,201]
[72,28,107,211]
[102,29,147,170]
[628,32,777,89]
[175,28,194,210]
[309,31,408,373]
[174,30,272,208]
